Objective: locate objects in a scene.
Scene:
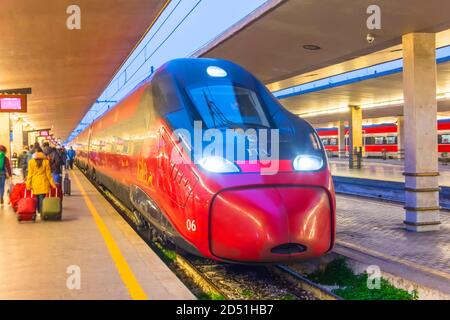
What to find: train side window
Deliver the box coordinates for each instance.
[321,138,329,146]
[152,73,181,116]
[365,137,374,145]
[374,136,385,145]
[330,138,337,146]
[386,136,396,145]
[131,141,143,156]
[442,134,450,144]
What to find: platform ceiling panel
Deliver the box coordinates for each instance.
[0,0,166,140]
[203,0,450,84]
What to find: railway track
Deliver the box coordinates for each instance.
[272,265,342,300]
[77,166,343,300]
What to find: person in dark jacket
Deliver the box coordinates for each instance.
[48,147,64,183]
[58,147,67,169]
[0,145,12,206]
[18,146,30,180]
[32,142,40,153]
[42,142,52,157]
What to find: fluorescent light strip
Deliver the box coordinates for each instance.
[299,92,450,118]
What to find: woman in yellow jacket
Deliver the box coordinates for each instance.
[26,151,56,214]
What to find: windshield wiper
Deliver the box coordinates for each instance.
[202,90,239,128]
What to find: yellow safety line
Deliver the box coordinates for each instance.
[336,239,450,280]
[71,171,149,300]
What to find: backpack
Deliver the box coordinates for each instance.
[0,153,5,174]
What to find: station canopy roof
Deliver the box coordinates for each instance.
[202,0,450,124]
[0,0,165,140]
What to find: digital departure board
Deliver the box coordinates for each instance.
[0,95,27,112]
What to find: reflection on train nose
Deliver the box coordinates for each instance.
[210,186,332,262]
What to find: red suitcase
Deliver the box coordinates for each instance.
[9,183,26,212]
[17,190,37,222]
[51,183,64,203]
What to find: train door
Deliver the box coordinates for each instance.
[156,128,198,233]
[87,127,92,167]
[362,129,366,157]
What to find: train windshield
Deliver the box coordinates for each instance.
[187,85,271,129]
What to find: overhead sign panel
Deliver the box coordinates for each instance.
[0,94,27,112]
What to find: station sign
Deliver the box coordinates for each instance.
[39,130,50,137]
[0,94,27,113]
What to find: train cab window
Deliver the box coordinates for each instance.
[187,85,271,129]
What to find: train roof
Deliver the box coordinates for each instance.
[153,58,259,87]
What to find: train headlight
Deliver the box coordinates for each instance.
[293,155,324,171]
[198,156,239,173]
[207,66,227,78]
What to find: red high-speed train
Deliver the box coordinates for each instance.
[317,120,450,158]
[70,58,335,263]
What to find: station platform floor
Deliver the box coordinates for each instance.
[330,158,450,186]
[0,169,195,300]
[335,194,450,296]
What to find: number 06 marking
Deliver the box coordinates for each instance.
[186,219,196,232]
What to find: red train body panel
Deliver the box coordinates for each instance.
[71,58,335,263]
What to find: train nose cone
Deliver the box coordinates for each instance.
[210,187,332,262]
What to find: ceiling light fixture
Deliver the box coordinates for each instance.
[302,44,321,51]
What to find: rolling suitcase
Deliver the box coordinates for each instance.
[42,187,62,221]
[54,183,63,203]
[17,190,37,222]
[9,182,26,212]
[63,173,71,196]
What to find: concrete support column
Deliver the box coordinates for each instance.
[0,114,11,157]
[397,116,405,160]
[403,33,440,232]
[12,118,24,156]
[338,120,346,158]
[349,106,363,169]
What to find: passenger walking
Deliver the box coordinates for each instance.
[0,145,12,206]
[59,147,67,170]
[42,142,51,156]
[67,147,76,170]
[48,147,64,183]
[32,142,40,153]
[18,146,30,180]
[26,152,56,214]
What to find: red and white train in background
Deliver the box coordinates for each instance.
[316,119,450,158]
